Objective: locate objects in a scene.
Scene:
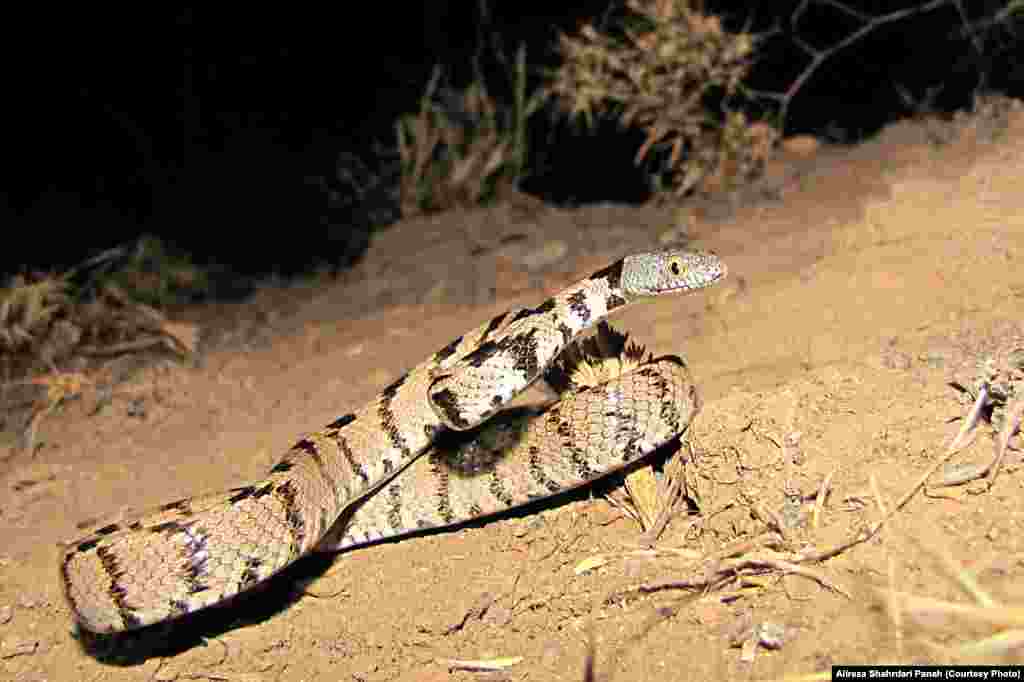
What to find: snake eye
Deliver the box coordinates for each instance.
[668,255,685,277]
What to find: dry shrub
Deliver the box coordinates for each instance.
[0,238,201,379]
[550,0,777,198]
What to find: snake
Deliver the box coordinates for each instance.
[58,248,727,634]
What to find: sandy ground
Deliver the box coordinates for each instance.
[2,101,1024,681]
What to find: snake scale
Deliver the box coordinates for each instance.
[59,249,726,633]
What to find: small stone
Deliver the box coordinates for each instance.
[757,621,787,649]
[127,397,147,418]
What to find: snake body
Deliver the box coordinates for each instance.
[59,249,726,633]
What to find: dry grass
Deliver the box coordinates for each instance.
[395,45,546,216]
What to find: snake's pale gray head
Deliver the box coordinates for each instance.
[619,249,727,298]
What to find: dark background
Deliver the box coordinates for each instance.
[3,1,1020,279]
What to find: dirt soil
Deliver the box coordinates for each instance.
[3,103,1024,681]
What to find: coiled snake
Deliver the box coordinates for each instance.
[59,249,726,633]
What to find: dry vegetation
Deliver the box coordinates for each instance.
[0,238,201,375]
[384,0,1024,215]
[0,238,201,454]
[386,0,777,214]
[395,47,545,216]
[549,0,773,199]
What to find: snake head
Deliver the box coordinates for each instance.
[620,249,727,298]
